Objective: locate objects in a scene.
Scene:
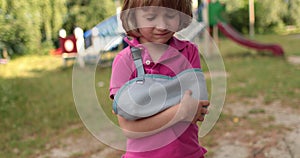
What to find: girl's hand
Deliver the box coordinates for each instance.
[193,100,209,124]
[178,90,209,124]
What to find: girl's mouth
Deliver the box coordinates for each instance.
[155,32,171,36]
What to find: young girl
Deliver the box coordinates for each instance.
[110,0,210,157]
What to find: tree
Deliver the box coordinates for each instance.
[284,0,300,27]
[0,0,68,55]
[255,0,288,33]
[63,0,116,34]
[50,0,67,45]
[39,0,67,48]
[0,0,41,55]
[220,0,250,33]
[0,0,123,56]
[219,0,295,34]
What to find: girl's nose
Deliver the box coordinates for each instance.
[155,18,168,30]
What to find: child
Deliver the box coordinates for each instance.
[110,0,210,157]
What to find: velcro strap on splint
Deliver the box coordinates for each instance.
[130,47,145,83]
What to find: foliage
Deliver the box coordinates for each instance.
[0,0,67,55]
[220,0,249,34]
[284,0,300,26]
[255,0,288,33]
[63,0,115,34]
[0,0,39,55]
[0,0,115,56]
[1,0,300,56]
[219,0,300,34]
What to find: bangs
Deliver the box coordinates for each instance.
[130,0,188,12]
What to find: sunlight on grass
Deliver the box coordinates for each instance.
[0,55,62,79]
[0,55,79,157]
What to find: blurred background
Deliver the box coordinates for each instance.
[1,0,300,158]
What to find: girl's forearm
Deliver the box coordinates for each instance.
[118,104,183,138]
[116,91,208,138]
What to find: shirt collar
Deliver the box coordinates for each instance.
[168,36,187,51]
[124,36,187,51]
[124,36,188,63]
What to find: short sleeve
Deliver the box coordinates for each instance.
[188,43,201,69]
[109,49,134,99]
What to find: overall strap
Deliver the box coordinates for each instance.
[130,47,145,83]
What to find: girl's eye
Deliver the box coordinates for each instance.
[146,16,156,21]
[166,14,177,19]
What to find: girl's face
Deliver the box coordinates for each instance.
[135,7,180,44]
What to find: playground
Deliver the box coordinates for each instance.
[1,0,300,158]
[1,33,300,157]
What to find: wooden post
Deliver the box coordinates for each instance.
[202,0,209,27]
[249,0,255,38]
[213,25,219,46]
[202,0,211,56]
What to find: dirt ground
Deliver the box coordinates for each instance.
[36,94,300,158]
[211,97,300,158]
[287,56,300,65]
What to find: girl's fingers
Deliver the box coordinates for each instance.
[199,100,210,107]
[201,108,208,114]
[184,90,192,96]
[199,104,209,121]
[192,107,208,124]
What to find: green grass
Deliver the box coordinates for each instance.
[0,55,80,157]
[95,66,117,124]
[0,34,299,157]
[200,34,300,153]
[218,34,300,106]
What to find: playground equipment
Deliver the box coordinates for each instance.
[58,29,78,67]
[200,0,284,56]
[56,15,124,67]
[217,22,284,56]
[56,0,284,67]
[54,15,124,67]
[83,15,124,66]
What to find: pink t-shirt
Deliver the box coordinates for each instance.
[110,37,207,158]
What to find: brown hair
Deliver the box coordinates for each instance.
[120,0,193,37]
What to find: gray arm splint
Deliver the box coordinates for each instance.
[113,47,208,120]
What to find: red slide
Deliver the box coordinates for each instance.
[217,22,284,56]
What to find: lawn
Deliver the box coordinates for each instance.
[0,56,80,157]
[0,34,299,157]
[218,34,300,105]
